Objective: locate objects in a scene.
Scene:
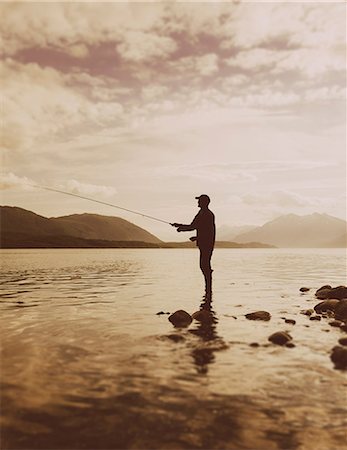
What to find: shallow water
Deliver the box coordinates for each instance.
[1,248,346,450]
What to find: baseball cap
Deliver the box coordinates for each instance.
[195,194,210,202]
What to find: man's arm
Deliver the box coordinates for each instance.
[171,215,198,232]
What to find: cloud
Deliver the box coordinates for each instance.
[117,31,177,63]
[0,172,34,190]
[242,190,327,208]
[58,180,117,197]
[2,59,124,151]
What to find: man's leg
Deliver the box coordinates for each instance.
[199,247,213,293]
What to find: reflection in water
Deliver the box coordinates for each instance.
[189,292,226,374]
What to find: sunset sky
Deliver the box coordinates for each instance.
[1,2,346,240]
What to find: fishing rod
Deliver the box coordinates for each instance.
[30,184,171,225]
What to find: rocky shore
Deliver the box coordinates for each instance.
[167,284,347,370]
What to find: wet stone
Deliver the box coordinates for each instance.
[285,342,296,348]
[335,300,347,321]
[330,346,347,370]
[314,299,340,314]
[245,311,271,321]
[301,309,314,316]
[192,310,214,323]
[268,331,292,346]
[338,337,347,346]
[329,320,343,328]
[284,319,296,325]
[168,310,192,328]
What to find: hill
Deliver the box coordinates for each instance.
[234,213,347,247]
[0,206,161,246]
[217,224,256,241]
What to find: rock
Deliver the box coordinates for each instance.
[249,342,259,347]
[166,334,185,343]
[316,285,332,293]
[245,311,271,321]
[329,320,343,328]
[340,324,347,332]
[300,287,310,292]
[335,300,347,321]
[330,346,347,370]
[192,310,214,323]
[168,310,192,327]
[338,337,347,346]
[314,299,340,314]
[301,309,314,316]
[268,331,292,346]
[284,319,296,325]
[157,311,170,315]
[285,342,296,348]
[315,285,347,300]
[309,315,322,321]
[315,288,333,300]
[328,286,347,300]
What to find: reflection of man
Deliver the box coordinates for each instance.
[172,194,215,293]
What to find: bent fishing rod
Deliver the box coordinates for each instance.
[31,184,172,225]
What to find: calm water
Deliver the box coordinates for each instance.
[1,248,346,450]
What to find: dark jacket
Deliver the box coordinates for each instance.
[191,208,215,249]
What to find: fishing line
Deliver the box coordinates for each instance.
[30,184,171,225]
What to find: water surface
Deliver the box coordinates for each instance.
[1,249,346,449]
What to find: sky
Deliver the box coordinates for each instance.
[1,1,346,241]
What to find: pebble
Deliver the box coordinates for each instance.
[268,331,292,346]
[284,319,296,325]
[300,287,310,292]
[309,315,322,321]
[329,320,343,328]
[301,309,314,316]
[245,311,271,321]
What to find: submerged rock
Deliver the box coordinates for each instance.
[166,334,185,343]
[335,300,347,321]
[338,337,347,346]
[192,310,214,323]
[330,346,347,370]
[314,299,340,314]
[245,311,271,321]
[168,310,192,328]
[268,331,292,346]
[300,287,310,292]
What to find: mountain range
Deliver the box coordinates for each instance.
[1,206,346,248]
[232,213,346,248]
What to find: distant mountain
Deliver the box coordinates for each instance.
[0,206,162,246]
[217,224,256,241]
[234,213,347,248]
[52,213,161,243]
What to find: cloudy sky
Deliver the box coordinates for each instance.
[1,1,346,240]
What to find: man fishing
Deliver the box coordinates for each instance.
[171,194,215,293]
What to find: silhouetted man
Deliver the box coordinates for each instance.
[172,194,215,293]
